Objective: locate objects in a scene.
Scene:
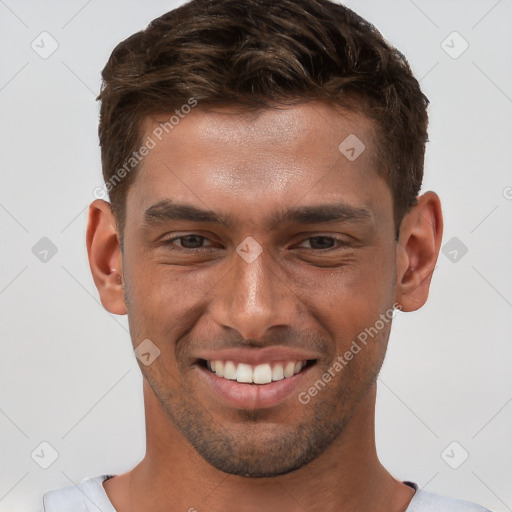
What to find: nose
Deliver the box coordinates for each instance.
[209,244,298,340]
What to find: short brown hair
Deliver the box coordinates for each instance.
[97,0,429,237]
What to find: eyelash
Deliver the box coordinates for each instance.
[163,235,215,250]
[161,234,350,251]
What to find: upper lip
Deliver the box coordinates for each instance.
[194,347,321,365]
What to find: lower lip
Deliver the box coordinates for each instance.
[197,364,313,410]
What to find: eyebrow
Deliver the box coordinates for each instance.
[144,200,226,226]
[274,203,372,226]
[143,199,372,229]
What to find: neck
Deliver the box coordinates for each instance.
[104,381,415,512]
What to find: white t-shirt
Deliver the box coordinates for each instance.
[42,475,494,512]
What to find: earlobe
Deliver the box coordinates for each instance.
[86,199,127,315]
[395,192,443,312]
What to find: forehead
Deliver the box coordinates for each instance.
[126,102,389,224]
[143,102,376,164]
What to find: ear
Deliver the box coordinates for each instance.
[86,199,127,315]
[395,191,443,312]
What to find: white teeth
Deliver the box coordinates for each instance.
[253,364,272,384]
[271,364,284,381]
[236,363,253,383]
[223,361,237,380]
[206,360,308,384]
[214,360,224,377]
[283,361,296,378]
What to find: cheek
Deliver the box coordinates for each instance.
[122,252,172,344]
[123,256,215,362]
[295,253,396,360]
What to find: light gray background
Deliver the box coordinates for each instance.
[1,1,511,511]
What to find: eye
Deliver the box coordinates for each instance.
[297,236,346,250]
[165,234,214,249]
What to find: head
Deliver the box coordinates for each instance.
[87,0,442,478]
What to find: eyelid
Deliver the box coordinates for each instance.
[158,232,352,251]
[161,233,216,249]
[295,234,352,249]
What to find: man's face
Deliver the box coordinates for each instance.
[121,102,398,477]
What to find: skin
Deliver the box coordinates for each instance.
[87,101,443,512]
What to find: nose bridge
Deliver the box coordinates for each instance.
[211,244,296,340]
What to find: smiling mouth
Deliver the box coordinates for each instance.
[199,359,317,384]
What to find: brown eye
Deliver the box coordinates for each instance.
[168,235,212,249]
[182,235,205,248]
[301,236,337,250]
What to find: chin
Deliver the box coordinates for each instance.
[198,447,316,478]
